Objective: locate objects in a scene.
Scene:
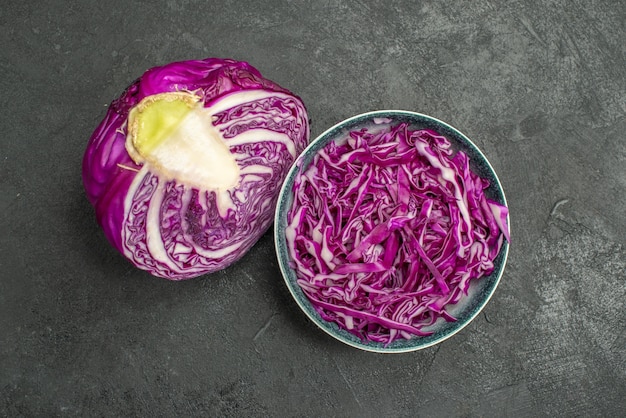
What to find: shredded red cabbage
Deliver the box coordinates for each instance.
[285,123,510,344]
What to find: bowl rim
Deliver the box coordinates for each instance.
[274,110,510,353]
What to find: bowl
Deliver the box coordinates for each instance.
[274,110,510,353]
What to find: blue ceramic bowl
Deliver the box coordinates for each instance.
[274,110,510,353]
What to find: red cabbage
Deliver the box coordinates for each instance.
[285,123,509,344]
[83,58,309,279]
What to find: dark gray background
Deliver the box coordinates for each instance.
[1,0,624,416]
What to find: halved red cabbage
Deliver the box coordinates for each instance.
[83,58,309,279]
[285,123,509,344]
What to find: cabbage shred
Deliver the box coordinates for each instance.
[285,123,510,344]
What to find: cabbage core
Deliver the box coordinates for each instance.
[125,91,240,191]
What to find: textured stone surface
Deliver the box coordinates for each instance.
[1,0,624,416]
